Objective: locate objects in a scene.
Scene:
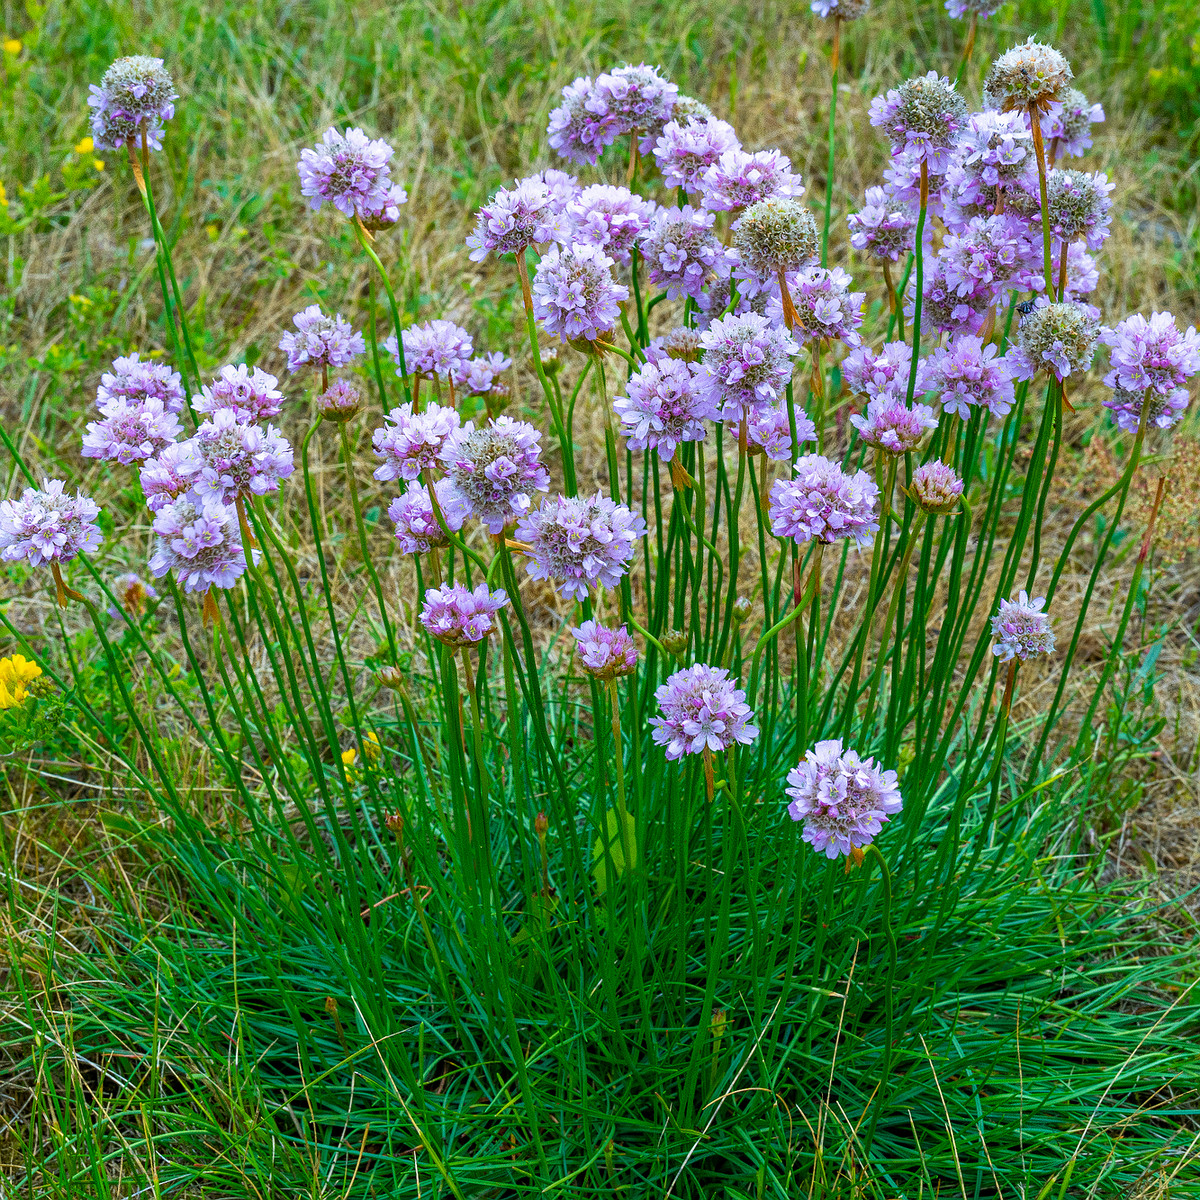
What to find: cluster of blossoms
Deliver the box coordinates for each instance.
[923,335,1016,419]
[149,499,250,593]
[769,456,880,547]
[467,178,565,261]
[82,395,182,465]
[1044,169,1114,251]
[531,244,629,343]
[733,197,818,289]
[420,583,509,648]
[786,739,903,859]
[639,206,732,300]
[843,342,912,400]
[1100,312,1200,432]
[1039,88,1105,159]
[316,379,363,423]
[614,357,715,460]
[88,55,177,151]
[696,313,799,419]
[991,592,1055,661]
[547,65,678,165]
[565,185,656,263]
[770,267,865,346]
[984,39,1073,114]
[0,480,103,567]
[571,622,639,681]
[278,306,364,373]
[650,664,758,760]
[847,186,917,262]
[910,461,965,514]
[850,395,938,454]
[653,116,741,192]
[941,110,1036,226]
[1008,300,1099,382]
[298,127,407,226]
[0,655,43,709]
[188,410,295,506]
[372,403,461,482]
[441,417,551,533]
[869,71,969,171]
[192,364,285,422]
[454,351,512,397]
[388,320,474,381]
[749,405,816,460]
[701,148,803,213]
[388,479,467,555]
[97,353,185,412]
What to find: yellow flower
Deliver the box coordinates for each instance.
[0,654,41,710]
[3,38,22,56]
[363,731,381,764]
[0,181,7,208]
[341,747,357,767]
[92,159,105,172]
[74,136,94,154]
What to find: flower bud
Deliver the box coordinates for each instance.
[732,596,753,624]
[317,379,363,423]
[541,347,561,377]
[375,664,407,690]
[662,628,689,658]
[535,811,549,839]
[909,461,964,515]
[385,811,404,834]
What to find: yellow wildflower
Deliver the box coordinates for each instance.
[0,181,7,208]
[92,159,104,172]
[3,38,22,56]
[74,136,94,154]
[341,747,357,767]
[363,731,381,764]
[0,655,41,710]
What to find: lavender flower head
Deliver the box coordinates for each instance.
[546,76,617,166]
[442,416,551,534]
[869,71,969,171]
[82,396,182,465]
[97,353,185,414]
[909,461,965,514]
[1100,312,1200,432]
[419,583,509,648]
[843,342,912,400]
[317,379,364,423]
[748,405,817,460]
[372,402,461,482]
[532,168,583,212]
[1039,88,1105,159]
[847,186,917,262]
[984,39,1073,114]
[701,149,804,213]
[811,0,871,18]
[937,213,1026,309]
[191,364,285,422]
[924,335,1016,419]
[592,64,678,145]
[189,411,295,505]
[297,127,404,223]
[912,257,992,337]
[769,455,880,547]
[140,441,202,512]
[770,267,865,347]
[387,320,474,380]
[952,110,1036,199]
[639,205,732,301]
[613,357,716,460]
[279,305,365,373]
[733,197,819,291]
[696,312,800,419]
[515,492,646,601]
[945,0,1002,18]
[785,739,903,859]
[454,352,513,396]
[991,591,1055,661]
[1008,300,1099,382]
[650,663,759,760]
[88,56,177,151]
[653,117,741,193]
[107,572,159,621]
[571,621,639,681]
[387,478,468,554]
[0,480,103,567]
[149,499,249,594]
[466,178,564,262]
[531,244,629,344]
[649,326,706,363]
[1103,387,1190,434]
[849,396,938,454]
[1044,169,1114,251]
[565,184,656,264]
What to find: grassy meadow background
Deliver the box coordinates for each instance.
[3,0,1200,1195]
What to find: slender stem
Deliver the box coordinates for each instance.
[905,161,929,406]
[354,219,410,409]
[1029,107,1054,294]
[861,843,898,1153]
[821,19,840,268]
[607,678,635,877]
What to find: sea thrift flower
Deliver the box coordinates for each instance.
[1103,387,1190,434]
[650,327,706,363]
[532,168,582,212]
[938,213,1026,307]
[882,145,952,214]
[955,108,1036,190]
[385,320,474,381]
[772,267,865,346]
[592,63,678,143]
[653,116,741,193]
[531,244,629,343]
[1044,169,1113,251]
[442,416,551,533]
[571,621,639,681]
[515,492,646,600]
[546,76,617,165]
[565,184,656,263]
[1008,300,1099,382]
[1039,87,1105,159]
[97,353,185,414]
[613,357,715,459]
[149,499,249,593]
[769,455,880,547]
[190,411,295,504]
[387,478,468,554]
[297,127,404,222]
[278,305,365,373]
[140,441,202,512]
[811,0,871,17]
[733,197,819,289]
[701,149,804,212]
[842,342,912,400]
[317,379,364,423]
[747,405,817,460]
[454,352,513,396]
[696,312,800,418]
[910,461,964,514]
[88,55,177,151]
[82,397,181,464]
[991,591,1055,661]
[191,364,285,422]
[0,480,103,566]
[1099,312,1200,430]
[984,39,1073,114]
[650,663,758,760]
[847,186,917,261]
[106,572,159,621]
[639,205,732,301]
[849,396,938,454]
[466,178,564,261]
[371,402,461,482]
[945,0,1002,16]
[785,739,903,859]
[914,257,992,336]
[869,72,969,171]
[923,335,1015,419]
[419,582,509,647]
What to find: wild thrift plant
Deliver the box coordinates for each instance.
[420,583,509,647]
[442,416,551,533]
[769,455,880,546]
[88,55,178,151]
[652,116,741,192]
[1008,299,1099,382]
[869,71,969,171]
[650,664,758,759]
[923,335,1016,419]
[82,398,182,465]
[388,320,474,381]
[613,357,714,459]
[372,403,462,482]
[531,244,629,343]
[388,479,468,554]
[279,306,365,373]
[639,205,732,300]
[701,148,804,212]
[97,353,186,413]
[847,186,918,262]
[297,127,406,223]
[0,480,103,566]
[991,591,1055,661]
[467,179,565,261]
[571,621,639,680]
[192,365,285,421]
[696,313,799,418]
[850,396,939,454]
[149,499,250,593]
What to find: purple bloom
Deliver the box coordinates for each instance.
[747,404,817,460]
[467,178,566,261]
[843,342,913,400]
[770,267,865,347]
[653,117,741,193]
[811,0,871,16]
[82,396,182,464]
[613,357,716,460]
[769,455,879,547]
[847,186,917,262]
[279,306,365,373]
[951,110,1036,203]
[1103,387,1190,434]
[316,379,363,423]
[419,582,509,647]
[565,184,656,264]
[531,243,629,343]
[869,71,969,171]
[189,411,294,505]
[1058,240,1099,299]
[531,168,583,212]
[88,56,177,151]
[1008,299,1099,383]
[149,499,250,593]
[882,145,952,215]
[453,352,513,395]
[650,663,758,760]
[786,739,903,859]
[547,76,618,166]
[849,396,938,454]
[991,591,1055,661]
[937,214,1027,312]
[297,127,405,223]
[0,480,103,566]
[923,336,1015,420]
[639,205,732,301]
[696,312,799,420]
[442,416,551,534]
[388,478,468,554]
[1039,88,1105,159]
[945,0,1001,18]
[591,64,678,144]
[386,320,474,380]
[139,441,202,512]
[701,148,804,213]
[1099,312,1200,428]
[910,461,965,514]
[191,364,285,422]
[372,402,461,483]
[1044,169,1113,251]
[571,621,639,681]
[515,492,646,601]
[107,572,159,621]
[912,257,992,337]
[97,353,185,414]
[983,39,1073,115]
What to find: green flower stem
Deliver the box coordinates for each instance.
[962,657,1018,879]
[606,677,635,878]
[746,543,824,712]
[861,842,898,1154]
[821,19,840,268]
[354,218,411,410]
[1029,106,1054,294]
[365,272,391,411]
[905,161,929,406]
